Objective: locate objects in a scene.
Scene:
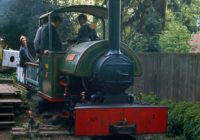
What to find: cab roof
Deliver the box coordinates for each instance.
[40,5,108,19]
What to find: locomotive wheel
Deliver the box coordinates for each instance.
[37,98,65,114]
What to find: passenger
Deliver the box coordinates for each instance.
[41,14,62,53]
[19,35,35,68]
[34,17,48,58]
[34,18,48,90]
[68,14,99,44]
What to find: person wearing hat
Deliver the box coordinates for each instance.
[19,35,35,67]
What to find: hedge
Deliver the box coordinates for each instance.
[142,93,200,140]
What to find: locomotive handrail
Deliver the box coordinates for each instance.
[25,62,39,67]
[47,51,67,54]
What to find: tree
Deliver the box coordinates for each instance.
[0,0,55,53]
[167,0,200,33]
[122,0,165,52]
[159,10,191,53]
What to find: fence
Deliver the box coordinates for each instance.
[133,53,200,102]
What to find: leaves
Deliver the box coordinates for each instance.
[0,0,55,52]
[143,93,200,139]
[159,10,191,53]
[0,0,197,53]
[167,0,200,32]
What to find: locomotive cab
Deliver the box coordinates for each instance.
[37,6,109,101]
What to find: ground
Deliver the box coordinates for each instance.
[0,131,11,140]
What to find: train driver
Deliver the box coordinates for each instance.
[68,14,99,44]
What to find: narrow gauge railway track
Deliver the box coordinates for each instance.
[11,125,82,140]
[11,125,72,140]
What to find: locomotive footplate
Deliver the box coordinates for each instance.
[75,104,167,136]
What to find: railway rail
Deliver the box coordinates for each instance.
[12,125,70,135]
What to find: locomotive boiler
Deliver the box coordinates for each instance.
[24,0,168,139]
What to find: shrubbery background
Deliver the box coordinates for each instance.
[143,94,200,140]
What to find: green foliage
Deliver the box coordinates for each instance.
[0,20,25,50]
[0,72,16,80]
[159,10,191,53]
[125,0,199,53]
[144,6,163,36]
[121,0,141,44]
[179,0,200,32]
[0,0,55,52]
[127,33,148,52]
[143,93,200,139]
[0,0,196,54]
[142,93,160,104]
[168,102,200,140]
[142,4,163,52]
[123,0,164,52]
[167,0,200,33]
[168,102,191,137]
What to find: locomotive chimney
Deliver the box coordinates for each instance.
[108,0,121,55]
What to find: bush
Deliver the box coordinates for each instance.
[142,93,200,140]
[159,10,191,53]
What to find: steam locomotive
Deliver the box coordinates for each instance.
[20,0,167,139]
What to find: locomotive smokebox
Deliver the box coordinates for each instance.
[93,0,134,95]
